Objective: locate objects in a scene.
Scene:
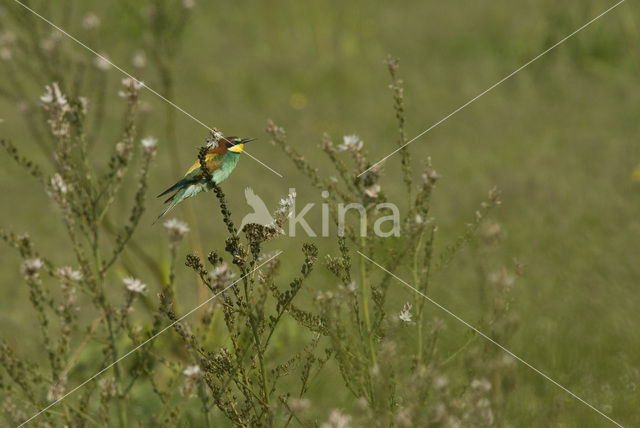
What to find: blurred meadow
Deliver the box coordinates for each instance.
[1,0,639,426]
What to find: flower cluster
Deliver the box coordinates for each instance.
[337,134,363,153]
[398,302,413,323]
[57,266,83,281]
[163,218,189,242]
[118,77,144,100]
[141,136,158,158]
[21,258,43,279]
[123,277,147,294]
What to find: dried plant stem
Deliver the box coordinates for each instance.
[360,236,377,367]
[413,229,426,363]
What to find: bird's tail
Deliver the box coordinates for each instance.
[153,182,206,224]
[157,178,189,199]
[153,190,182,224]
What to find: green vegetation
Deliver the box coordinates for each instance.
[1,0,639,426]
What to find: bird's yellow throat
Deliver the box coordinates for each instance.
[229,143,244,153]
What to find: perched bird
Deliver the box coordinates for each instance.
[155,136,254,222]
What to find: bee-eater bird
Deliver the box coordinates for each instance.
[155,136,254,222]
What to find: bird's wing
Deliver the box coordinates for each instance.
[157,152,223,199]
[185,152,223,176]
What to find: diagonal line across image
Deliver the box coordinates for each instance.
[358,0,626,178]
[12,0,284,179]
[358,251,625,428]
[17,251,283,427]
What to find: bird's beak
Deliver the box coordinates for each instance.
[240,138,256,144]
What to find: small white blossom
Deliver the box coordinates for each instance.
[206,130,224,148]
[321,409,352,428]
[40,82,68,110]
[275,190,296,216]
[182,0,196,9]
[488,268,515,287]
[211,263,235,282]
[316,291,334,302]
[50,173,68,194]
[141,136,158,156]
[0,47,11,61]
[398,302,413,323]
[82,12,101,30]
[118,77,144,98]
[471,378,492,392]
[21,258,43,278]
[57,266,82,281]
[123,277,147,294]
[46,379,66,402]
[337,134,363,152]
[364,184,381,198]
[115,142,132,159]
[338,281,356,294]
[0,31,16,45]
[99,377,116,398]
[39,38,55,53]
[163,218,190,241]
[183,365,201,378]
[132,50,147,68]
[288,397,311,413]
[78,97,89,114]
[93,55,111,70]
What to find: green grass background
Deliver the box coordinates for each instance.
[1,0,639,426]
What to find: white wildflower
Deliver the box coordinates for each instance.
[50,173,67,194]
[337,134,363,152]
[163,218,189,241]
[488,268,515,287]
[321,409,352,428]
[141,136,158,156]
[99,377,116,398]
[118,77,144,98]
[338,281,357,296]
[288,397,311,413]
[211,263,235,282]
[123,277,147,294]
[46,378,66,402]
[21,258,43,278]
[93,54,111,70]
[364,184,381,198]
[316,291,334,302]
[354,396,369,413]
[182,0,196,10]
[338,280,356,294]
[40,82,68,110]
[471,378,492,392]
[39,38,55,53]
[434,375,449,390]
[398,302,413,323]
[183,365,201,378]
[115,142,132,159]
[276,190,296,216]
[132,50,147,68]
[0,31,16,45]
[57,266,82,281]
[0,47,11,61]
[82,12,100,30]
[78,97,89,115]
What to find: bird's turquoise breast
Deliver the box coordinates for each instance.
[212,152,240,184]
